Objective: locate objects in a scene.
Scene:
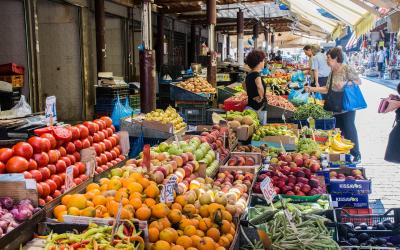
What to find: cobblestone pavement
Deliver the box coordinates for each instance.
[358,77,400,208]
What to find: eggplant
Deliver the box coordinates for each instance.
[383,222,394,230]
[343,222,354,229]
[359,223,368,230]
[358,232,369,243]
[376,238,387,246]
[349,238,359,245]
[347,232,355,238]
[367,226,373,230]
[376,223,386,230]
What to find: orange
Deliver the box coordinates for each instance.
[135,206,151,221]
[168,209,182,224]
[137,177,150,189]
[176,235,192,249]
[99,178,110,186]
[86,183,100,191]
[115,190,129,202]
[149,221,164,231]
[84,191,96,200]
[220,220,231,234]
[67,194,87,209]
[129,197,142,210]
[198,237,215,250]
[154,240,171,250]
[191,218,199,229]
[225,234,233,243]
[190,235,201,248]
[152,203,170,218]
[199,205,210,217]
[144,198,156,207]
[80,207,96,217]
[56,211,67,222]
[144,184,160,198]
[93,195,107,206]
[86,200,94,207]
[171,245,185,250]
[130,192,143,201]
[171,203,182,210]
[218,236,230,248]
[216,247,226,250]
[183,204,197,215]
[159,228,178,243]
[53,205,67,218]
[149,227,160,243]
[121,197,129,206]
[127,182,143,193]
[196,230,205,237]
[184,225,196,237]
[67,207,81,216]
[198,218,212,232]
[175,195,187,207]
[158,218,172,229]
[179,219,193,230]
[206,228,220,242]
[61,194,71,206]
[222,210,232,222]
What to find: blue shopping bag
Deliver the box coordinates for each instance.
[111,95,130,127]
[289,89,309,106]
[343,81,367,112]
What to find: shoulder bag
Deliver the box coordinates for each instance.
[323,74,343,113]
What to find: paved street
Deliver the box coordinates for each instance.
[358,77,400,208]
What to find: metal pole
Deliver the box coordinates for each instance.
[156,14,164,71]
[271,32,275,54]
[237,9,244,66]
[207,0,217,86]
[253,22,259,49]
[95,0,105,72]
[264,28,269,55]
[226,34,230,59]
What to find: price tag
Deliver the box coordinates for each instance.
[340,154,346,162]
[281,113,286,124]
[138,220,149,249]
[283,209,298,232]
[160,175,177,203]
[111,201,123,240]
[216,152,220,162]
[119,131,130,155]
[45,96,57,126]
[143,144,151,172]
[85,159,96,178]
[260,176,276,204]
[65,166,74,191]
[174,134,180,145]
[80,147,96,162]
[280,141,286,154]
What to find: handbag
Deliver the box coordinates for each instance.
[342,81,367,112]
[324,75,343,112]
[378,98,390,113]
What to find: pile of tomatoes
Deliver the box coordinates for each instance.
[0,116,125,206]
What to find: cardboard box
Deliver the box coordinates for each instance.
[252,135,297,151]
[234,124,255,141]
[327,167,371,194]
[0,175,38,206]
[224,152,261,170]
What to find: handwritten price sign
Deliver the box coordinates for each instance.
[160,175,177,203]
[260,176,276,204]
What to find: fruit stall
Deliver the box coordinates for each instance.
[0,99,399,250]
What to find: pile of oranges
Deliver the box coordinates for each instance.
[53,171,237,250]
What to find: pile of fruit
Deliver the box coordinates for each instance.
[225,110,259,128]
[293,103,333,120]
[266,93,296,111]
[144,106,187,131]
[176,77,216,94]
[252,124,296,141]
[227,155,257,166]
[320,133,355,154]
[330,168,365,180]
[0,116,122,205]
[297,138,321,155]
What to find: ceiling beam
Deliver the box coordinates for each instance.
[159,5,202,14]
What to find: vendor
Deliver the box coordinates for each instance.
[242,49,267,111]
[303,45,314,84]
[311,45,331,94]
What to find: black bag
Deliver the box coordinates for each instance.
[324,75,343,112]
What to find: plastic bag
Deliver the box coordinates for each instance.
[343,81,367,111]
[129,129,144,158]
[111,96,129,127]
[289,89,309,106]
[124,98,134,116]
[12,95,32,116]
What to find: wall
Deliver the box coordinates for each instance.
[105,16,124,77]
[0,0,29,98]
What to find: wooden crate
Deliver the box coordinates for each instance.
[0,75,23,87]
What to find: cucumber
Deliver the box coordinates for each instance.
[249,210,278,225]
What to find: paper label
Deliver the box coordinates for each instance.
[80,147,96,162]
[85,159,96,178]
[260,176,276,204]
[111,202,123,240]
[65,166,74,191]
[281,113,286,124]
[340,154,346,162]
[25,179,37,190]
[119,131,130,155]
[284,209,298,232]
[63,215,114,225]
[138,220,149,248]
[45,96,57,126]
[160,175,177,203]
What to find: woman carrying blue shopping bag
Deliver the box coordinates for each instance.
[305,47,364,162]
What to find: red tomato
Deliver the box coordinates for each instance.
[59,172,66,181]
[110,125,116,132]
[12,142,33,159]
[28,136,44,153]
[119,155,126,160]
[101,129,108,139]
[74,177,83,185]
[96,157,101,166]
[64,142,76,154]
[6,156,29,173]
[107,162,114,168]
[67,155,76,165]
[47,164,57,175]
[41,138,51,152]
[39,167,51,180]
[116,145,122,152]
[0,148,13,163]
[105,152,113,162]
[37,183,44,197]
[38,198,46,206]
[48,150,60,164]
[52,126,72,142]
[76,124,89,139]
[23,171,32,179]
[41,133,56,149]
[110,150,118,160]
[106,128,113,137]
[52,190,62,198]
[70,126,81,141]
[99,142,106,153]
[92,143,100,156]
[97,131,105,141]
[50,174,63,189]
[93,133,101,143]
[34,127,53,136]
[103,139,112,151]
[100,154,108,165]
[112,134,120,145]
[79,174,88,181]
[87,136,93,145]
[40,182,51,198]
[82,139,91,149]
[28,159,38,170]
[83,121,98,135]
[73,152,81,162]
[72,165,80,178]
[30,170,43,182]
[100,116,112,128]
[55,160,67,173]
[33,152,49,167]
[73,140,83,151]
[115,158,122,163]
[113,147,121,156]
[94,119,105,131]
[58,146,67,157]
[108,137,117,147]
[95,167,103,173]
[45,196,53,203]
[61,156,71,167]
[0,162,5,174]
[75,162,86,175]
[45,179,57,194]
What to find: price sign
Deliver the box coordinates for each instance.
[260,176,276,204]
[45,96,57,126]
[138,220,149,248]
[160,175,177,203]
[65,166,74,191]
[119,131,130,155]
[282,113,286,124]
[85,159,96,178]
[280,140,286,154]
[223,132,226,149]
[111,201,123,240]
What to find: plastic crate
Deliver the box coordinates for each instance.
[95,85,129,99]
[0,63,24,75]
[179,106,207,126]
[170,84,212,102]
[217,86,238,103]
[336,208,400,226]
[129,136,164,158]
[206,108,226,125]
[293,118,336,130]
[129,94,140,109]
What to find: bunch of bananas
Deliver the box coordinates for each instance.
[320,133,354,154]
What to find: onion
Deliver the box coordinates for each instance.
[13,209,32,222]
[18,199,32,206]
[18,203,34,212]
[0,221,9,231]
[0,198,14,210]
[2,212,14,222]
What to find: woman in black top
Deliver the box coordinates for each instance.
[243,50,267,110]
[384,83,400,163]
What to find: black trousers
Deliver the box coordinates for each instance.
[318,77,328,99]
[385,122,400,163]
[334,111,361,158]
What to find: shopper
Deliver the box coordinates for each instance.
[303,45,314,85]
[383,83,400,163]
[242,49,267,111]
[377,46,385,78]
[305,47,361,162]
[367,49,375,69]
[311,45,331,92]
[274,50,282,61]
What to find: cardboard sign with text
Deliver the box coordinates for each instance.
[260,176,276,204]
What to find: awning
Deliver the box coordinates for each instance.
[345,32,357,50]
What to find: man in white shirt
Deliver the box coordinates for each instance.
[377,46,385,78]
